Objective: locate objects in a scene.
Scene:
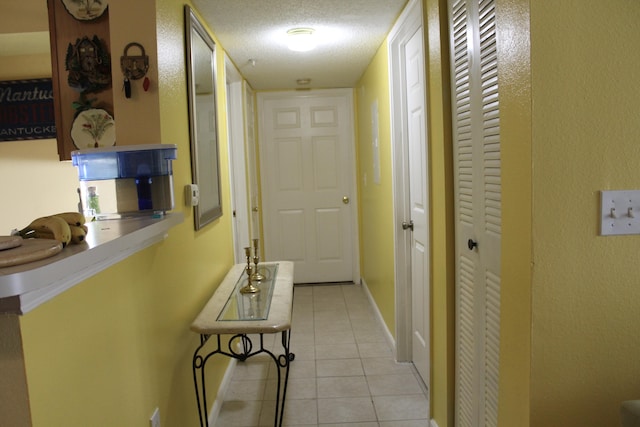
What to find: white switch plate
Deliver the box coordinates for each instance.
[150,407,160,427]
[600,190,640,235]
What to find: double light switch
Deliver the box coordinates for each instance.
[600,190,640,235]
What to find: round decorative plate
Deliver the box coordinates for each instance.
[62,0,108,21]
[71,108,116,149]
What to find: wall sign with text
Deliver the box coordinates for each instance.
[0,78,56,142]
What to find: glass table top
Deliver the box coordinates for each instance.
[217,263,279,321]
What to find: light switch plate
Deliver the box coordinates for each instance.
[150,407,160,427]
[600,190,640,235]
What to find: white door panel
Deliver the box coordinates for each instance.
[312,136,340,190]
[449,0,502,425]
[411,239,428,351]
[277,209,305,260]
[316,208,342,258]
[406,25,430,386]
[259,90,356,283]
[390,0,430,393]
[273,138,303,191]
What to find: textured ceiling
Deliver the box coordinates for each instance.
[191,0,408,90]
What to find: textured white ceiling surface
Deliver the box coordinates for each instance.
[192,0,408,90]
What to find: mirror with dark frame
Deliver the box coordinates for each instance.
[185,5,222,230]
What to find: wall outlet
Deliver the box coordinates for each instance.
[150,407,160,427]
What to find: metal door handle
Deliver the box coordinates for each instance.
[468,239,478,250]
[343,196,350,204]
[402,220,414,231]
[252,206,259,212]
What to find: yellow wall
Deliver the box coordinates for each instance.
[424,0,456,425]
[493,0,640,425]
[495,0,533,425]
[528,1,640,425]
[355,42,397,336]
[495,0,534,425]
[1,0,237,425]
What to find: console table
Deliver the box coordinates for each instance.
[190,261,295,427]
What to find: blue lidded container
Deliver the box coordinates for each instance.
[71,144,177,180]
[71,144,177,215]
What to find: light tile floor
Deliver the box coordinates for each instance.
[215,283,429,427]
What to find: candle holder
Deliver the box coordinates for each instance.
[250,239,265,282]
[240,247,260,294]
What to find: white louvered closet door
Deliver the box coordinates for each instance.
[449,0,502,426]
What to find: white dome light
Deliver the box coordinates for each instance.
[287,28,316,52]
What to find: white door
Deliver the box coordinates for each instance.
[405,24,430,387]
[449,0,502,425]
[389,0,430,389]
[226,57,250,263]
[258,89,357,284]
[244,83,260,240]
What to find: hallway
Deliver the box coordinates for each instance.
[215,283,429,426]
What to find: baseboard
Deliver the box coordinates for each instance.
[206,358,237,427]
[359,278,396,354]
[430,419,439,427]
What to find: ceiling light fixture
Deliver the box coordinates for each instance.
[287,28,316,52]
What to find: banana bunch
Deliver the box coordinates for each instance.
[18,212,88,247]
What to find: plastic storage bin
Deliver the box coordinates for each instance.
[71,144,177,217]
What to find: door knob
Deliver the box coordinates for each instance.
[342,196,350,204]
[402,220,414,231]
[252,206,259,212]
[467,239,478,250]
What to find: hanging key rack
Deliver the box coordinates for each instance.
[120,42,150,98]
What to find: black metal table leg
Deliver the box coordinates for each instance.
[192,331,294,427]
[272,329,295,426]
[192,334,215,427]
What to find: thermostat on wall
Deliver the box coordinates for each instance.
[185,184,199,207]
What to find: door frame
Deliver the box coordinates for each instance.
[256,88,361,283]
[389,0,430,367]
[225,54,250,263]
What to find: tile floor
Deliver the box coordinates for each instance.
[214,283,429,427]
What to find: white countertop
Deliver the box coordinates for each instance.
[191,261,294,335]
[0,212,183,314]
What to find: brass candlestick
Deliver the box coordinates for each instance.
[250,239,265,281]
[240,247,260,294]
